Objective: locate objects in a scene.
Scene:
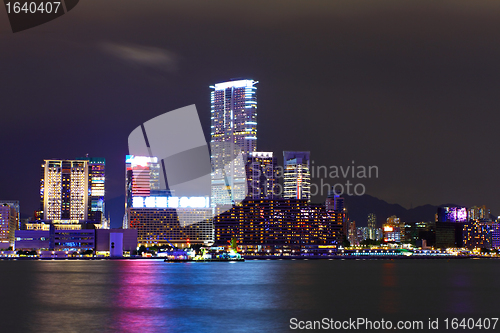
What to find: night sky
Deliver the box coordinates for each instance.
[1,0,500,227]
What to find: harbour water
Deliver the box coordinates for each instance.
[0,259,498,332]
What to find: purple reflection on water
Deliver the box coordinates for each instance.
[448,270,473,314]
[110,260,173,332]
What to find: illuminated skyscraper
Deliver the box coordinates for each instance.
[76,157,105,222]
[283,151,311,201]
[246,152,279,199]
[210,79,258,206]
[40,160,89,221]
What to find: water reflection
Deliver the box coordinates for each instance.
[110,260,173,331]
[379,262,399,314]
[0,259,498,332]
[448,266,474,314]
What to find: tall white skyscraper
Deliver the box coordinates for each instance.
[210,79,258,206]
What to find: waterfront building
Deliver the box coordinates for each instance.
[383,216,402,243]
[404,221,435,247]
[213,198,343,253]
[39,159,89,221]
[246,152,279,199]
[94,229,138,255]
[463,221,494,249]
[0,202,18,248]
[283,151,311,201]
[129,208,213,248]
[16,221,95,251]
[15,230,50,250]
[125,155,213,247]
[38,158,106,224]
[492,223,500,249]
[15,226,137,254]
[435,222,465,248]
[76,157,106,223]
[210,79,258,206]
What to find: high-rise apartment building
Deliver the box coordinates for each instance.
[246,152,279,199]
[283,151,311,201]
[39,160,89,221]
[0,202,18,247]
[210,79,258,206]
[76,157,105,222]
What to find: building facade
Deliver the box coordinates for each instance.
[76,157,106,223]
[0,202,18,247]
[437,206,468,222]
[125,155,213,246]
[283,151,311,201]
[383,216,402,243]
[213,199,343,252]
[246,152,279,199]
[468,205,490,221]
[210,79,258,206]
[39,160,89,221]
[463,221,495,249]
[129,208,213,248]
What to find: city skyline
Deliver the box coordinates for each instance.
[2,1,500,226]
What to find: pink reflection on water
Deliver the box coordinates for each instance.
[110,260,172,332]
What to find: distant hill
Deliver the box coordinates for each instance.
[342,194,440,228]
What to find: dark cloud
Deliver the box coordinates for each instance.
[100,42,179,72]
